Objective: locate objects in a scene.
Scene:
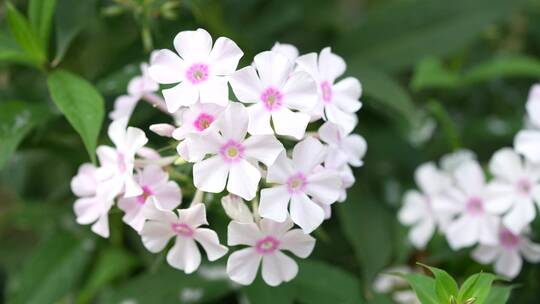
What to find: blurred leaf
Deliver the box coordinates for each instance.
[5,2,45,66]
[96,62,140,96]
[77,247,138,304]
[411,57,460,91]
[484,285,513,304]
[337,192,393,286]
[244,277,295,304]
[463,55,540,85]
[457,273,499,304]
[28,0,57,54]
[53,0,97,65]
[399,273,438,304]
[7,233,95,304]
[101,264,232,303]
[0,101,51,169]
[343,0,527,72]
[47,69,104,163]
[0,30,37,65]
[419,264,459,303]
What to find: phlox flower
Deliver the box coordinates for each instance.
[191,102,283,200]
[472,226,540,279]
[172,102,225,140]
[318,121,367,168]
[398,162,453,249]
[442,160,499,250]
[485,148,540,234]
[271,42,299,63]
[515,84,540,163]
[140,200,228,274]
[149,28,243,112]
[229,51,318,139]
[296,47,362,133]
[259,137,342,233]
[118,165,182,232]
[226,218,315,286]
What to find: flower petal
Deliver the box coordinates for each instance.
[148,49,185,84]
[261,251,298,286]
[342,134,367,167]
[332,77,362,112]
[446,215,478,250]
[228,221,263,246]
[266,151,294,184]
[415,162,450,195]
[208,36,243,75]
[229,66,264,103]
[290,193,325,233]
[173,28,212,62]
[453,160,485,197]
[141,220,174,253]
[226,248,261,285]
[253,51,292,88]
[325,103,358,134]
[305,168,342,205]
[259,186,291,222]
[110,95,139,121]
[74,197,102,225]
[259,218,295,238]
[471,245,499,264]
[193,228,228,261]
[246,103,273,135]
[502,199,536,234]
[216,102,248,141]
[295,52,320,82]
[91,214,110,238]
[199,76,229,106]
[409,217,436,249]
[272,107,311,140]
[163,81,199,112]
[398,191,427,225]
[318,47,345,83]
[292,137,326,174]
[494,250,522,279]
[167,237,201,274]
[514,130,540,163]
[71,164,99,197]
[178,203,208,228]
[243,134,284,166]
[193,155,229,194]
[281,71,317,112]
[154,181,182,210]
[279,229,316,258]
[489,148,524,182]
[227,159,261,200]
[520,239,540,262]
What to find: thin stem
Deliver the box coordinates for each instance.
[251,197,260,223]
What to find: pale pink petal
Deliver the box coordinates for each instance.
[163,81,199,112]
[199,76,229,106]
[136,147,160,160]
[178,203,208,228]
[526,84,540,127]
[208,36,243,75]
[148,49,185,84]
[173,28,212,62]
[415,162,450,195]
[281,71,317,111]
[292,137,326,174]
[229,66,264,103]
[96,146,117,169]
[110,95,139,120]
[71,164,99,197]
[226,248,261,285]
[279,229,316,258]
[290,193,325,233]
[272,107,311,140]
[243,134,284,166]
[325,103,358,134]
[193,155,229,194]
[124,126,148,156]
[484,181,515,214]
[167,237,201,274]
[227,159,261,200]
[141,221,175,252]
[503,199,536,234]
[154,181,182,210]
[74,197,101,225]
[318,122,342,146]
[305,169,341,204]
[489,148,523,182]
[216,102,248,141]
[91,214,110,238]
[118,197,144,231]
[246,103,273,135]
[453,161,485,197]
[182,131,224,162]
[124,174,143,198]
[107,118,129,148]
[150,123,176,137]
[398,191,427,225]
[259,218,294,238]
[514,130,540,163]
[259,186,291,222]
[520,239,540,262]
[261,251,298,286]
[227,221,263,246]
[295,53,320,82]
[409,217,436,249]
[342,134,367,167]
[271,42,298,63]
[478,216,499,246]
[193,228,228,261]
[253,51,292,88]
[446,215,478,250]
[332,77,362,109]
[494,250,522,279]
[472,245,499,264]
[266,152,294,184]
[318,47,345,83]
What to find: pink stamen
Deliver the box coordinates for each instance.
[255,236,280,254]
[260,87,283,112]
[516,178,532,195]
[465,197,484,216]
[193,113,215,131]
[320,81,332,103]
[171,223,194,237]
[136,185,153,204]
[286,172,308,194]
[219,140,245,163]
[499,228,520,250]
[186,63,209,84]
[117,153,126,173]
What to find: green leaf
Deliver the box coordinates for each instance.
[243,277,295,304]
[463,55,540,85]
[342,0,527,72]
[77,247,139,304]
[28,0,57,53]
[5,1,45,66]
[419,264,459,303]
[484,285,513,304]
[47,69,104,162]
[399,273,439,304]
[458,273,500,304]
[53,0,97,65]
[0,30,37,65]
[0,101,52,169]
[7,233,95,304]
[411,57,460,91]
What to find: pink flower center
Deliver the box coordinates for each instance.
[516,178,532,195]
[186,63,209,84]
[499,229,520,250]
[286,172,307,194]
[219,140,245,163]
[193,113,215,131]
[136,185,153,204]
[465,197,484,216]
[171,223,194,237]
[117,152,126,173]
[255,236,280,254]
[320,81,332,103]
[260,87,283,112]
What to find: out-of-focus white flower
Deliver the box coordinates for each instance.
[398,163,453,249]
[485,148,540,234]
[118,165,181,232]
[515,84,540,163]
[472,226,540,279]
[296,47,361,133]
[373,266,420,304]
[190,103,283,200]
[140,200,228,274]
[229,51,318,139]
[443,160,500,250]
[221,194,254,223]
[439,149,476,174]
[226,218,315,286]
[318,121,367,168]
[259,137,341,233]
[271,42,299,64]
[149,28,243,112]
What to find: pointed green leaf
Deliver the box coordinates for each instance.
[399,273,439,304]
[5,2,45,66]
[28,0,57,53]
[419,263,459,303]
[484,285,513,304]
[458,273,500,304]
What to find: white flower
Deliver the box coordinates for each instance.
[140,201,228,274]
[443,160,499,250]
[439,149,476,174]
[259,137,342,233]
[148,28,243,112]
[318,121,367,168]
[398,162,453,249]
[335,164,355,202]
[271,42,299,63]
[515,84,540,163]
[472,226,540,279]
[110,95,139,121]
[118,165,182,232]
[96,119,148,198]
[229,50,318,139]
[191,102,283,200]
[296,47,362,133]
[172,102,225,140]
[221,194,254,223]
[485,148,540,234]
[226,218,315,286]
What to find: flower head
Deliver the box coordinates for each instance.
[318,121,367,168]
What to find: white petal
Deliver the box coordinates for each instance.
[91,214,110,238]
[305,169,341,204]
[281,71,317,111]
[446,215,478,250]
[520,239,540,262]
[178,203,208,228]
[503,199,536,234]
[227,159,261,200]
[398,191,427,225]
[227,221,263,246]
[290,193,325,233]
[295,52,320,81]
[173,28,212,62]
[325,103,358,134]
[167,237,201,274]
[154,181,182,210]
[259,218,294,237]
[163,81,199,112]
[318,121,342,145]
[208,36,243,75]
[409,217,436,249]
[243,134,284,166]
[141,221,174,253]
[292,137,326,174]
[193,155,229,193]
[259,186,291,222]
[181,131,223,162]
[471,245,499,264]
[118,197,144,231]
[74,197,101,225]
[246,103,273,135]
[272,107,311,140]
[193,228,228,261]
[332,77,362,112]
[253,51,292,88]
[148,49,185,84]
[526,84,540,127]
[124,174,143,198]
[489,148,523,182]
[279,229,316,258]
[271,42,299,63]
[226,248,261,285]
[261,251,298,286]
[478,216,499,246]
[109,95,139,120]
[343,134,367,167]
[216,102,248,141]
[266,152,294,184]
[494,250,522,279]
[229,66,264,103]
[484,181,515,214]
[453,160,485,197]
[199,76,229,106]
[514,130,540,163]
[318,47,345,82]
[107,118,128,148]
[71,164,98,197]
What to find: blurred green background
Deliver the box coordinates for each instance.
[2,0,540,303]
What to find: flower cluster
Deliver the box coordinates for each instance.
[398,84,540,279]
[71,28,366,286]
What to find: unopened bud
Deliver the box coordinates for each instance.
[221,194,254,223]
